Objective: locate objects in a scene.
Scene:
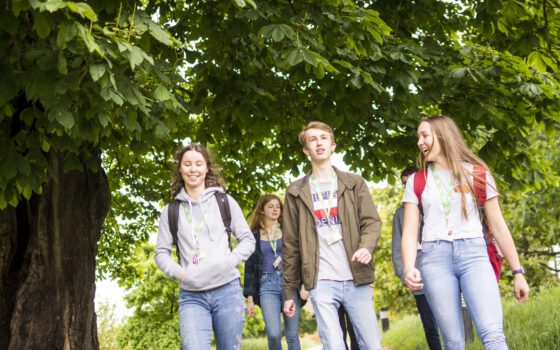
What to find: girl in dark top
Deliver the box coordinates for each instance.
[244,194,308,350]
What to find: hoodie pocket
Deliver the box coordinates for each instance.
[183,255,238,290]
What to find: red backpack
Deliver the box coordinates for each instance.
[413,166,503,281]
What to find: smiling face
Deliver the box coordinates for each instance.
[302,128,336,162]
[417,121,442,163]
[262,198,281,222]
[179,150,208,190]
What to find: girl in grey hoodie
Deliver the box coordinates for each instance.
[155,144,255,350]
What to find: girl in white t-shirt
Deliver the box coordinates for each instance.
[401,115,529,350]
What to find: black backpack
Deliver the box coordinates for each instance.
[167,192,232,261]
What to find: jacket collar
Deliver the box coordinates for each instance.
[287,166,358,213]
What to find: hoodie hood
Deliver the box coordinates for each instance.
[175,186,224,204]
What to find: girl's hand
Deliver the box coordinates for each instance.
[514,274,530,303]
[404,267,424,291]
[247,299,256,317]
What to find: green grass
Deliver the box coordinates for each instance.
[382,285,560,350]
[238,337,319,349]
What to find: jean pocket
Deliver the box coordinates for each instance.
[421,241,437,254]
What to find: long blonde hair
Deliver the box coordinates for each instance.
[417,115,493,219]
[250,194,283,234]
[170,144,226,198]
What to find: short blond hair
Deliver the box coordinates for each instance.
[298,121,335,148]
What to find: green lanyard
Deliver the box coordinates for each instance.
[310,171,337,228]
[266,224,280,257]
[431,164,455,227]
[182,200,211,245]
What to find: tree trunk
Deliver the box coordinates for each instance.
[0,149,111,350]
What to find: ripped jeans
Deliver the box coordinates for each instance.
[421,238,507,350]
[178,279,246,350]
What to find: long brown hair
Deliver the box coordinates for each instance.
[170,144,226,198]
[417,115,494,219]
[250,194,283,234]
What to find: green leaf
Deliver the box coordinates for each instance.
[232,0,246,8]
[49,106,74,129]
[57,20,77,49]
[90,63,106,82]
[63,154,84,174]
[285,48,304,66]
[77,24,102,55]
[154,123,170,139]
[129,46,145,70]
[148,21,173,46]
[153,85,172,101]
[45,1,67,12]
[271,26,284,42]
[12,0,31,17]
[58,51,67,75]
[33,12,54,39]
[527,51,547,73]
[66,2,98,22]
[245,0,257,9]
[450,67,467,79]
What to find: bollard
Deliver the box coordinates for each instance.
[461,293,474,342]
[380,306,389,332]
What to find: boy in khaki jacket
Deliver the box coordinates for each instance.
[282,121,383,349]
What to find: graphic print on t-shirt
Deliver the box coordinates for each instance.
[312,190,341,228]
[311,182,353,281]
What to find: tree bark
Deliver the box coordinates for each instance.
[0,148,111,350]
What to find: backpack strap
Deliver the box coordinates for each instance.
[413,168,428,207]
[472,166,493,243]
[413,169,428,243]
[215,192,233,249]
[168,199,182,260]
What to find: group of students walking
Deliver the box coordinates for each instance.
[155,116,530,350]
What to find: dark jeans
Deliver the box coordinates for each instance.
[414,294,442,350]
[338,305,359,350]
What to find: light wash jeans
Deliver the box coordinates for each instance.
[421,238,507,350]
[178,279,245,350]
[260,271,301,350]
[309,280,383,350]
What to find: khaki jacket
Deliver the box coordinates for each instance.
[282,167,382,299]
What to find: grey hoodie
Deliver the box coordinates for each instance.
[155,186,255,291]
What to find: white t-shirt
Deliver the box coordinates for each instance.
[402,164,499,242]
[310,180,354,281]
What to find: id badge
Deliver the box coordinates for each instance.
[273,256,282,269]
[189,249,206,264]
[325,226,343,245]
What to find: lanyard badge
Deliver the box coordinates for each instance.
[182,201,211,264]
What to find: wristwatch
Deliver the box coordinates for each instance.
[512,266,525,276]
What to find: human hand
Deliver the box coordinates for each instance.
[247,299,256,317]
[404,266,423,291]
[299,286,309,301]
[351,248,372,265]
[178,268,186,280]
[514,274,530,303]
[283,299,296,318]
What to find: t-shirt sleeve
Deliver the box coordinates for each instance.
[402,173,419,204]
[486,171,499,200]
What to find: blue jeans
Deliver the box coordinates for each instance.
[260,271,301,350]
[414,294,442,350]
[309,280,383,350]
[421,238,507,350]
[178,279,245,350]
